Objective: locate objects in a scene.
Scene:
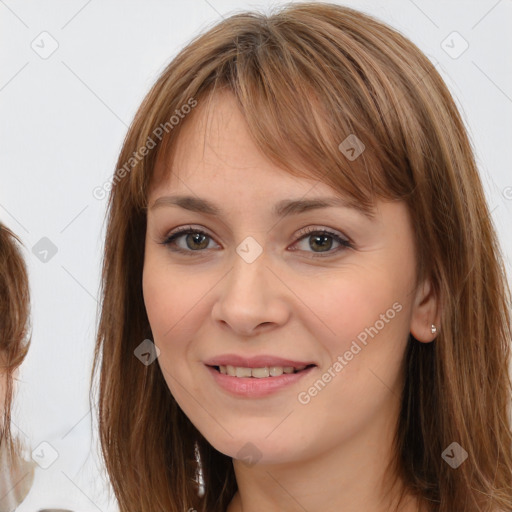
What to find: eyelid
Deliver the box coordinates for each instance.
[294,225,352,245]
[162,224,351,243]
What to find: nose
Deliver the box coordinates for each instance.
[210,247,291,337]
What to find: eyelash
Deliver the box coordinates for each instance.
[159,225,353,258]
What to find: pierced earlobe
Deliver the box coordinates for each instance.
[431,324,437,335]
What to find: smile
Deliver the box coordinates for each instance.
[206,364,317,398]
[212,364,315,378]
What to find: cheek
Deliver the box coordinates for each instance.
[142,252,215,380]
[142,267,177,340]
[299,269,403,350]
[142,261,197,399]
[287,273,409,444]
[142,249,200,341]
[142,258,191,381]
[294,267,411,402]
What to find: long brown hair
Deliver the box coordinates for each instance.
[0,223,30,464]
[92,3,512,511]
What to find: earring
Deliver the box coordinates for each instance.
[431,324,437,334]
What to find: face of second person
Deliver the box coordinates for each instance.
[142,90,427,467]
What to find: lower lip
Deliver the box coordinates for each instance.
[206,365,316,398]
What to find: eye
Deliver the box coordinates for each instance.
[290,226,353,257]
[160,226,219,255]
[159,225,353,258]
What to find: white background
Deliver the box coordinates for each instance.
[0,0,511,510]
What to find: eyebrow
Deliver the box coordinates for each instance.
[149,194,375,220]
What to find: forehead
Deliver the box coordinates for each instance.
[148,88,382,224]
[151,91,325,195]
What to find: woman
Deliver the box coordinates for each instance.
[0,223,34,509]
[92,3,512,511]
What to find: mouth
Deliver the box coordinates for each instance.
[208,363,317,378]
[205,362,318,397]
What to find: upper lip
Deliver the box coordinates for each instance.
[204,354,317,368]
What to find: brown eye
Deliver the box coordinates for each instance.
[292,227,353,257]
[161,227,218,255]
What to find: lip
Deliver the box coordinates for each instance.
[203,354,317,368]
[206,364,316,398]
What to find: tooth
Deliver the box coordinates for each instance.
[251,367,270,378]
[218,365,305,378]
[269,366,284,377]
[235,366,252,378]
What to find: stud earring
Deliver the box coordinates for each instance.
[431,324,437,334]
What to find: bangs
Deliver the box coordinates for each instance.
[144,9,415,214]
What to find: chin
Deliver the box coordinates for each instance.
[203,431,303,467]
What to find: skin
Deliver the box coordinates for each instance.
[142,91,440,512]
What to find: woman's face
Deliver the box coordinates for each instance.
[142,91,435,465]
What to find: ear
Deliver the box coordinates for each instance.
[410,277,441,343]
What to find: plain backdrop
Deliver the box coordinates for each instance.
[0,0,511,510]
